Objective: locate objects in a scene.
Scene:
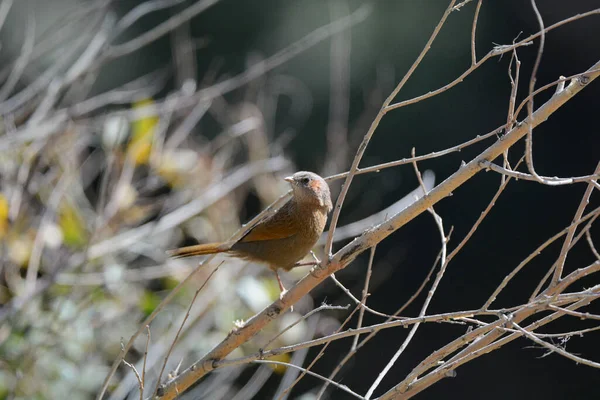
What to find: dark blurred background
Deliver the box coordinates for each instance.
[1,0,599,399]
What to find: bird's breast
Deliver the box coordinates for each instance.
[295,206,328,243]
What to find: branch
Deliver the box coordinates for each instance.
[383,290,600,399]
[551,161,600,284]
[156,59,600,400]
[512,322,600,369]
[480,160,600,186]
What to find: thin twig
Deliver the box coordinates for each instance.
[0,11,35,102]
[154,262,222,395]
[513,67,600,121]
[365,204,448,399]
[481,160,600,186]
[263,303,350,350]
[107,0,220,59]
[547,305,600,321]
[141,326,151,400]
[122,360,144,397]
[523,0,547,185]
[0,0,13,33]
[280,305,362,399]
[253,360,365,399]
[323,0,352,177]
[329,274,402,319]
[470,0,482,65]
[448,158,524,266]
[513,322,600,368]
[503,44,521,174]
[551,161,600,285]
[586,230,600,260]
[324,128,497,183]
[352,246,376,351]
[274,316,319,400]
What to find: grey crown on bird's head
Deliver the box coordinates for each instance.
[285,171,333,212]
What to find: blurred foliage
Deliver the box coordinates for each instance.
[0,194,8,239]
[128,98,159,166]
[59,202,88,248]
[0,0,597,399]
[0,1,314,396]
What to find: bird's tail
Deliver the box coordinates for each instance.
[167,242,231,258]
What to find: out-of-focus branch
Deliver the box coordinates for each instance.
[322,0,351,177]
[107,0,220,59]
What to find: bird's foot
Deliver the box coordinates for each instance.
[310,250,321,263]
[276,271,292,311]
[279,288,288,300]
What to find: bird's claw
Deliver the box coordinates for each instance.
[310,250,321,263]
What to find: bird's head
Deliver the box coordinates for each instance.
[285,171,332,212]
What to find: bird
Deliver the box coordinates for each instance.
[168,171,333,293]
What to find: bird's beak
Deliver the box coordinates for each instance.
[284,176,294,183]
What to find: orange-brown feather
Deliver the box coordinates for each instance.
[238,203,298,243]
[308,179,322,191]
[167,242,230,258]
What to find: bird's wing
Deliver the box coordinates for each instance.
[239,203,296,243]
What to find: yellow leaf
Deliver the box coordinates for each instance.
[8,235,33,266]
[0,193,8,239]
[58,203,87,248]
[128,98,159,165]
[265,353,291,374]
[139,290,161,317]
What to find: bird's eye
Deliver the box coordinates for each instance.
[301,177,310,185]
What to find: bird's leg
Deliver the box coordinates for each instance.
[275,270,293,311]
[275,269,287,298]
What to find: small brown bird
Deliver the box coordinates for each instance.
[168,171,332,292]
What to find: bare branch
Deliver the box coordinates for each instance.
[107,0,220,59]
[253,360,365,399]
[480,160,600,186]
[513,322,600,369]
[365,204,448,399]
[154,263,221,395]
[470,0,482,65]
[352,246,376,351]
[263,303,350,351]
[523,0,547,185]
[0,11,35,102]
[551,162,600,284]
[122,360,144,398]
